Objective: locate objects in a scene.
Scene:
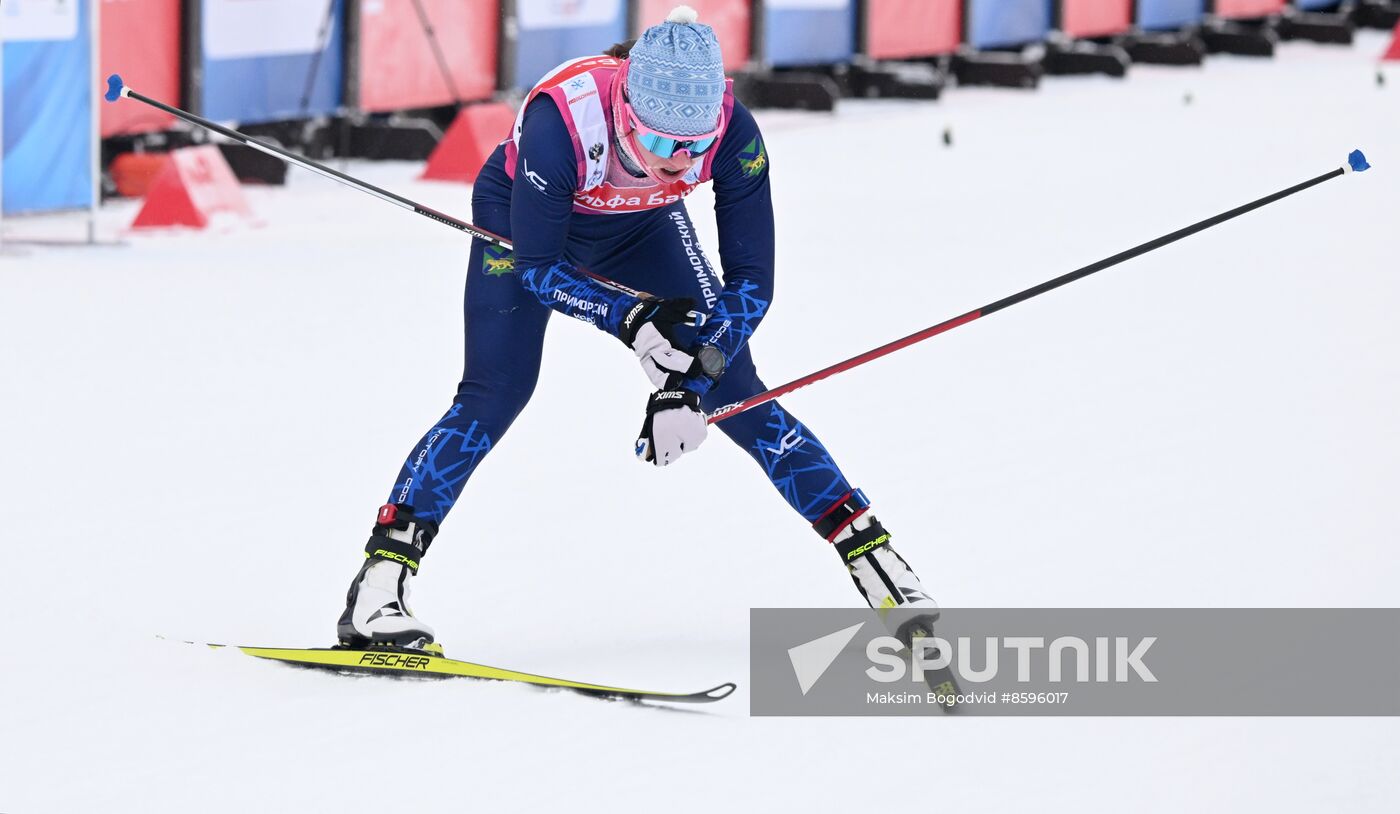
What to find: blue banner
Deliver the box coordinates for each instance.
[514,0,627,90]
[1294,0,1341,9]
[967,0,1051,50]
[764,0,856,68]
[2,0,94,215]
[198,0,344,124]
[1137,0,1206,31]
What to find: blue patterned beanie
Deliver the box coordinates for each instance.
[626,6,726,137]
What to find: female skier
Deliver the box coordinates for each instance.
[338,6,939,647]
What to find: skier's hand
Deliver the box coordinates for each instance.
[619,297,724,389]
[635,387,707,467]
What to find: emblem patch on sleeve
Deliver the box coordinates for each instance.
[482,245,516,276]
[738,137,768,178]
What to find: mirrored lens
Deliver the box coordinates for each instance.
[687,136,718,156]
[637,132,719,160]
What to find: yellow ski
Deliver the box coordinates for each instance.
[183,640,736,704]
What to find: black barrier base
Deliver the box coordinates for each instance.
[217,143,289,186]
[101,131,287,191]
[1356,0,1400,28]
[342,117,443,161]
[1042,39,1130,78]
[103,123,292,187]
[239,120,338,163]
[1277,10,1356,44]
[825,61,946,100]
[732,71,842,111]
[951,50,1043,89]
[1201,18,1279,57]
[1124,30,1208,65]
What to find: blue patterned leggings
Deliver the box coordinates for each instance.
[387,197,855,531]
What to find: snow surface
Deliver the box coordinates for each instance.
[3,31,1399,814]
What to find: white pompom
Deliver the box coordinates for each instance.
[667,5,699,24]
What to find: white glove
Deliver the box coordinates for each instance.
[631,321,701,389]
[635,389,708,467]
[620,297,724,390]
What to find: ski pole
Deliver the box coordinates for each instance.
[101,75,646,298]
[106,74,1369,426]
[705,151,1372,424]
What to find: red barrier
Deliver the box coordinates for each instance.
[358,0,500,112]
[1061,0,1131,39]
[1385,22,1400,61]
[865,0,961,60]
[636,0,751,72]
[132,146,252,229]
[421,102,517,184]
[1214,0,1286,19]
[100,0,180,137]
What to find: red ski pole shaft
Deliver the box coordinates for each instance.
[707,152,1370,424]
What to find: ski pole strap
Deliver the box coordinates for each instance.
[833,518,892,563]
[812,489,871,541]
[364,504,437,574]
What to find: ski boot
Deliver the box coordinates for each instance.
[815,491,939,621]
[337,504,437,648]
[814,491,959,708]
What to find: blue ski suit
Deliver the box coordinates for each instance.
[385,91,860,533]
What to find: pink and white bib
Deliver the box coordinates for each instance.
[503,56,736,215]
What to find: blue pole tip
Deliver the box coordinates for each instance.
[104,74,125,103]
[1348,149,1370,173]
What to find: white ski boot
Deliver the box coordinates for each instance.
[337,504,436,647]
[814,491,940,647]
[815,491,959,707]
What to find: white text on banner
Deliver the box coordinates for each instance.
[1,0,79,41]
[518,0,622,29]
[765,0,847,9]
[203,0,329,59]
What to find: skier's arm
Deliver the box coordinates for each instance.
[511,98,641,335]
[681,101,775,392]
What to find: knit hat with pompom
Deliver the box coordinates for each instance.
[626,6,726,137]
